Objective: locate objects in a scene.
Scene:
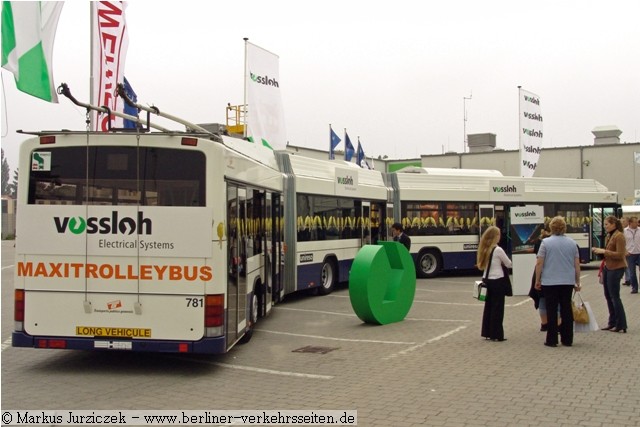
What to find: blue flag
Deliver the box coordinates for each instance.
[122,77,138,129]
[329,127,341,160]
[357,140,371,169]
[344,132,355,162]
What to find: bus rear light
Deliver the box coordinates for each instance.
[205,294,224,327]
[39,135,56,144]
[181,137,198,146]
[48,340,67,349]
[178,343,189,353]
[14,290,24,322]
[37,339,67,349]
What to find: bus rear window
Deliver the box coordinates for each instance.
[28,146,205,206]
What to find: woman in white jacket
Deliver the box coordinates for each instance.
[477,226,512,341]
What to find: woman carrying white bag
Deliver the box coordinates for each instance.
[534,216,581,347]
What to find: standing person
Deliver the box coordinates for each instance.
[623,216,640,294]
[535,216,581,347]
[621,217,631,286]
[528,223,554,331]
[593,216,628,333]
[477,226,512,342]
[391,222,411,251]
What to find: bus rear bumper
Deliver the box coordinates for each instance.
[11,331,226,354]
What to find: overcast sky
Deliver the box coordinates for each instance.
[2,0,639,172]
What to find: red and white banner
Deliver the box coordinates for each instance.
[91,1,129,131]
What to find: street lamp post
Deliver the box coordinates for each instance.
[463,93,472,153]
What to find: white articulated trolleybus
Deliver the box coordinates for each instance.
[13,129,285,354]
[12,87,391,354]
[276,154,390,296]
[386,167,619,278]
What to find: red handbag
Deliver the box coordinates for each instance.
[597,259,605,285]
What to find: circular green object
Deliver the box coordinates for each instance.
[349,241,416,325]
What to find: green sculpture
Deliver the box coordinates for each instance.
[349,241,416,324]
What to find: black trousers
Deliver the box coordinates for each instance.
[481,287,505,340]
[542,285,574,345]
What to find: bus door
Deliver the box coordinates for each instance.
[370,202,383,245]
[479,204,509,254]
[385,203,394,241]
[494,205,509,256]
[362,202,371,245]
[270,192,284,304]
[591,205,618,254]
[262,191,274,314]
[226,185,247,348]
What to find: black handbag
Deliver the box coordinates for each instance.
[483,247,512,296]
[502,265,513,297]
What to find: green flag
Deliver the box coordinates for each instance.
[1,1,64,102]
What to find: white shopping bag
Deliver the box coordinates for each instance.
[574,301,599,332]
[473,280,487,301]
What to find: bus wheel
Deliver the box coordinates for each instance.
[239,291,258,344]
[317,259,337,295]
[417,249,441,278]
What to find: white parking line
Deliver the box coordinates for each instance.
[275,306,472,322]
[213,362,333,379]
[275,307,358,317]
[255,329,416,345]
[2,265,14,270]
[511,299,532,307]
[411,299,486,306]
[329,293,529,307]
[412,298,531,308]
[405,317,472,323]
[172,356,334,380]
[383,325,468,360]
[415,288,473,293]
[2,338,12,351]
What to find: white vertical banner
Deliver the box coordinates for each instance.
[91,1,129,131]
[245,41,286,150]
[519,87,543,177]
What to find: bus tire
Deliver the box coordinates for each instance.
[417,249,441,278]
[317,259,337,295]
[239,290,259,344]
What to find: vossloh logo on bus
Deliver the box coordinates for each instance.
[335,168,358,195]
[54,211,152,235]
[490,182,523,199]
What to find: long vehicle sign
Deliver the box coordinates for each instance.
[75,326,152,338]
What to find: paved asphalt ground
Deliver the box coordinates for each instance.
[2,240,639,426]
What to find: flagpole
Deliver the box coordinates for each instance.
[243,37,249,138]
[344,128,347,161]
[89,2,95,129]
[329,124,332,160]
[517,85,522,177]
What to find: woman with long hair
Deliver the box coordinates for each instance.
[593,215,628,333]
[477,226,512,341]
